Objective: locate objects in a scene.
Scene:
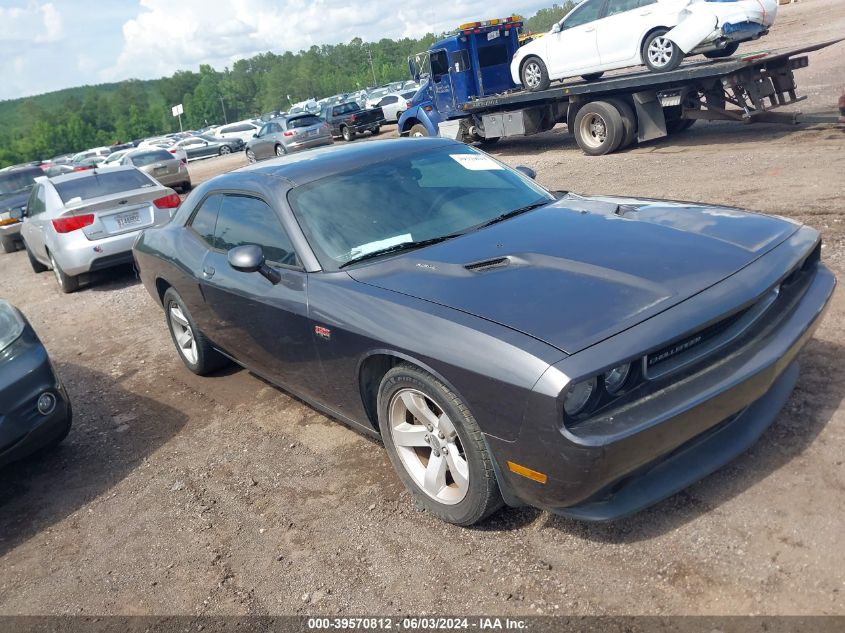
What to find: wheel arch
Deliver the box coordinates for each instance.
[640,25,674,62]
[357,349,471,434]
[155,277,172,306]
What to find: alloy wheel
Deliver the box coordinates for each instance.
[275,145,284,156]
[388,388,469,505]
[168,302,198,365]
[220,145,231,155]
[648,36,675,69]
[246,149,256,163]
[523,62,542,89]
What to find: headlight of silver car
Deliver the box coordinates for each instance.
[0,300,25,352]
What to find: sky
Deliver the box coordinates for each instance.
[0,0,552,101]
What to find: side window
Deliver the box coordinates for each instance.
[638,0,657,5]
[188,194,222,246]
[269,123,282,134]
[214,195,300,268]
[27,184,47,216]
[378,96,397,106]
[563,0,603,29]
[257,124,270,137]
[449,50,470,72]
[430,50,449,79]
[605,0,640,17]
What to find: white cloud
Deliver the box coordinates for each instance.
[0,2,62,43]
[105,0,547,81]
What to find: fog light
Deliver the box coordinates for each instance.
[563,377,597,417]
[37,392,56,416]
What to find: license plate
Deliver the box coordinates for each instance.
[116,211,141,228]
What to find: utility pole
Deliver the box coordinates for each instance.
[219,96,228,124]
[366,45,378,87]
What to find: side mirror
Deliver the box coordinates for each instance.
[252,133,258,138]
[408,57,420,83]
[227,244,280,284]
[12,207,26,220]
[515,165,537,180]
[552,22,562,34]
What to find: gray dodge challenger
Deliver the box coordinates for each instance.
[133,138,835,526]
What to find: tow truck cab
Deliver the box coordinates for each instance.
[399,17,523,139]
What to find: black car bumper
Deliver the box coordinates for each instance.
[0,323,72,469]
[488,261,835,521]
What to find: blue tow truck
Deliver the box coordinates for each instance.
[398,17,839,155]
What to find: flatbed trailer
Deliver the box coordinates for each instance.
[399,27,842,156]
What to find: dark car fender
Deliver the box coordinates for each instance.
[398,105,440,137]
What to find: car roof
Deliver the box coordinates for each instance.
[235,138,461,187]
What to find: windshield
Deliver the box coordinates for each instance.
[288,145,553,271]
[0,170,40,196]
[54,170,156,203]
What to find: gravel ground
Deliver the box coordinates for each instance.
[0,0,843,617]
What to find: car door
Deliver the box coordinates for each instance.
[252,124,274,159]
[378,96,399,121]
[198,193,321,393]
[597,0,658,66]
[546,0,605,77]
[20,183,49,262]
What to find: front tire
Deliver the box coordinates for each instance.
[163,288,229,376]
[408,123,428,138]
[49,251,79,293]
[704,42,740,59]
[246,148,257,163]
[219,145,232,155]
[521,56,550,92]
[377,364,503,526]
[643,29,684,72]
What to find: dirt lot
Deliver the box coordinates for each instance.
[1,0,843,617]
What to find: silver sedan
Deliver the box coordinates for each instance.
[19,166,179,293]
[121,148,192,192]
[245,114,333,162]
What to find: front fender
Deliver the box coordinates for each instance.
[667,9,719,53]
[399,106,440,137]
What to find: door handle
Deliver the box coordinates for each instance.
[584,27,596,32]
[202,265,215,279]
[639,10,652,15]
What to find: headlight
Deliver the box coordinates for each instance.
[603,363,631,395]
[563,377,597,417]
[0,300,25,352]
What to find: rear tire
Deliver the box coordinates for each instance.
[49,251,79,294]
[370,126,380,136]
[704,42,740,59]
[377,363,503,526]
[521,56,551,92]
[163,288,229,376]
[219,145,232,155]
[25,242,47,273]
[573,101,625,156]
[643,29,684,72]
[408,124,428,138]
[341,126,354,142]
[275,144,285,156]
[607,98,637,150]
[181,181,192,193]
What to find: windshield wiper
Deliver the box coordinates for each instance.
[339,234,460,269]
[475,199,552,230]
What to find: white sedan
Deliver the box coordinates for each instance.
[512,0,777,91]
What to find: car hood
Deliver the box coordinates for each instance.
[0,191,30,214]
[347,195,800,354]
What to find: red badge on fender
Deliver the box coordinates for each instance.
[314,325,331,340]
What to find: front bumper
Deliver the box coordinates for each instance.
[0,324,71,469]
[488,256,835,521]
[0,221,22,240]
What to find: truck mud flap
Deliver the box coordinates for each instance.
[632,92,667,141]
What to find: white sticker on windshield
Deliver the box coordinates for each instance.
[350,234,413,258]
[450,154,503,171]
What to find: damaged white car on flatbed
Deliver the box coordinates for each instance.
[513,0,778,91]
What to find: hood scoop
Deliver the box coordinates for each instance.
[465,256,510,272]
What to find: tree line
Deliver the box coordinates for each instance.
[0,3,574,168]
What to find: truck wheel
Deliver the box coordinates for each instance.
[408,124,429,138]
[573,101,625,156]
[704,43,739,59]
[582,72,604,82]
[643,29,683,72]
[479,137,500,146]
[606,98,637,150]
[371,126,381,136]
[521,57,550,92]
[341,126,354,142]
